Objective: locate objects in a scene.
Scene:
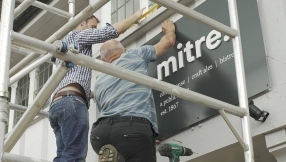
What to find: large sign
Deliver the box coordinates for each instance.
[146,0,270,140]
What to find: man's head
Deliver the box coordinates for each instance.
[75,15,100,31]
[100,40,126,63]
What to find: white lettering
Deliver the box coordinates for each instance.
[157,56,178,80]
[177,43,184,69]
[206,30,222,50]
[156,30,229,80]
[184,41,195,62]
[195,36,206,58]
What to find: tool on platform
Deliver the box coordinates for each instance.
[158,143,193,162]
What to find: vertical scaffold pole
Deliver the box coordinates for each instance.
[228,0,254,161]
[0,0,15,161]
[69,0,75,19]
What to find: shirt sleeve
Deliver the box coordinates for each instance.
[76,23,119,45]
[138,45,156,63]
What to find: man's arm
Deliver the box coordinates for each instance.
[113,8,145,34]
[154,20,176,57]
[77,8,145,45]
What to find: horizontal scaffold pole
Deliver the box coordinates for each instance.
[16,0,73,19]
[9,103,48,118]
[9,54,53,86]
[9,0,110,77]
[11,32,247,117]
[151,0,238,37]
[14,0,36,18]
[2,152,51,162]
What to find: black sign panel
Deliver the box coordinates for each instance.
[146,0,270,140]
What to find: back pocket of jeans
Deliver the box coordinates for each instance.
[75,97,86,105]
[123,134,144,138]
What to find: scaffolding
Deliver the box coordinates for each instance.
[0,0,254,161]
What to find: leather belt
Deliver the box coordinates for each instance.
[53,90,86,102]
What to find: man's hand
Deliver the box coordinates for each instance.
[113,7,146,34]
[153,19,176,57]
[133,7,146,23]
[161,20,175,35]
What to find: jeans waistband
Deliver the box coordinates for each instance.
[51,95,88,107]
[97,116,151,125]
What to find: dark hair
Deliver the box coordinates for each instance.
[75,10,101,23]
[85,15,100,24]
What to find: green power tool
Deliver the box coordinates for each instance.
[158,143,193,162]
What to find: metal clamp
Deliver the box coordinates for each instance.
[1,117,8,125]
[51,57,56,62]
[61,61,74,68]
[0,90,10,99]
[53,40,68,54]
[68,44,79,54]
[0,103,9,125]
[65,61,74,68]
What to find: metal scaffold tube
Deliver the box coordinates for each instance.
[11,46,30,57]
[16,0,72,19]
[0,0,15,161]
[9,103,48,118]
[9,0,110,77]
[14,0,36,18]
[228,0,254,161]
[4,63,69,152]
[12,31,57,54]
[69,0,76,18]
[151,0,238,37]
[2,152,51,162]
[56,52,246,117]
[9,54,53,86]
[219,110,248,151]
[11,32,247,117]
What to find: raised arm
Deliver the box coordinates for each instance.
[113,8,145,34]
[154,20,176,57]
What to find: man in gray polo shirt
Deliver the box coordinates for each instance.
[91,20,176,162]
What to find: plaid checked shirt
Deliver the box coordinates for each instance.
[53,23,119,107]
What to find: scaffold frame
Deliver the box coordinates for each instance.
[0,0,254,161]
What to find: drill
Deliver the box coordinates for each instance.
[158,143,193,162]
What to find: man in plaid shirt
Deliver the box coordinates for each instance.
[49,8,145,162]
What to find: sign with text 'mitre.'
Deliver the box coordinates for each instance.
[146,0,270,140]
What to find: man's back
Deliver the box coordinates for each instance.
[94,45,158,133]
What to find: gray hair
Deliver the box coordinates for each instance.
[100,43,124,61]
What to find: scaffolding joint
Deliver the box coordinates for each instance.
[0,117,8,125]
[65,62,74,68]
[61,61,73,68]
[0,104,9,125]
[68,44,79,54]
[0,90,10,100]
[53,40,68,54]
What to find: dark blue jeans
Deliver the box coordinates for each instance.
[49,96,89,162]
[90,116,156,162]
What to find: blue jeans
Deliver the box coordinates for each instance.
[49,96,89,162]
